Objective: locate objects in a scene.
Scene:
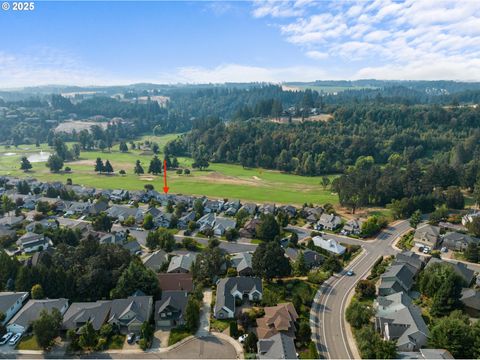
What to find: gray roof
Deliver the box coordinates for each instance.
[8,298,68,329]
[381,263,415,291]
[62,301,111,331]
[258,333,297,359]
[0,292,28,315]
[230,252,253,273]
[376,293,429,350]
[167,253,196,273]
[395,251,425,273]
[443,232,478,246]
[215,276,262,315]
[123,240,141,254]
[460,288,480,310]
[414,224,440,246]
[155,291,188,320]
[420,349,454,359]
[17,232,44,245]
[143,250,169,270]
[106,205,139,219]
[108,296,152,326]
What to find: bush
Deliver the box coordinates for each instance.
[307,269,331,284]
[176,169,183,175]
[355,280,376,299]
[346,300,373,329]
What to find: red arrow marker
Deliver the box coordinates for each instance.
[163,160,169,194]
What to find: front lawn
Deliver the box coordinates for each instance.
[16,334,42,350]
[168,326,192,346]
[210,318,234,332]
[397,231,414,250]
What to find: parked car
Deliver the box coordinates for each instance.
[0,332,13,345]
[238,334,248,343]
[9,333,22,346]
[423,247,430,254]
[127,333,135,344]
[441,247,448,253]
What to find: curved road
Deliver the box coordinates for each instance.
[310,220,412,359]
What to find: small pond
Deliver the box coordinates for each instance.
[27,151,51,163]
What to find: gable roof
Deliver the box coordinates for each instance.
[425,258,474,285]
[257,333,297,359]
[157,273,194,292]
[108,296,152,326]
[167,253,196,273]
[215,277,262,315]
[312,236,346,255]
[8,298,68,329]
[155,291,188,320]
[62,301,111,331]
[414,225,440,246]
[143,250,168,270]
[460,288,480,310]
[256,303,298,339]
[0,292,28,316]
[230,252,253,272]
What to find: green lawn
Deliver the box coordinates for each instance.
[209,318,234,332]
[0,136,339,206]
[16,334,42,350]
[168,327,192,346]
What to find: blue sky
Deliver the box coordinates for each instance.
[1,0,479,87]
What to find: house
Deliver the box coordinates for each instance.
[99,231,126,246]
[278,205,297,218]
[239,203,257,216]
[157,273,194,292]
[62,301,111,332]
[0,215,24,228]
[0,225,16,240]
[107,295,153,334]
[7,298,69,334]
[224,200,241,216]
[343,218,363,235]
[312,236,346,255]
[393,251,426,276]
[374,292,429,351]
[419,349,454,359]
[105,205,143,222]
[178,212,196,229]
[462,211,480,226]
[460,288,480,315]
[284,248,324,269]
[258,204,275,215]
[123,240,142,255]
[230,252,253,276]
[16,232,51,253]
[257,333,297,359]
[240,218,261,238]
[203,199,224,214]
[167,253,196,273]
[213,217,236,236]
[143,250,169,272]
[425,258,474,286]
[197,213,216,232]
[89,200,109,215]
[214,277,262,319]
[25,218,58,232]
[155,291,188,328]
[155,212,173,228]
[442,232,479,251]
[378,264,415,296]
[316,213,342,231]
[65,201,91,215]
[0,292,29,325]
[256,303,298,339]
[302,207,323,223]
[110,189,129,201]
[413,225,441,250]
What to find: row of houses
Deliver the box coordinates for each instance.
[375,251,480,353]
[413,223,480,252]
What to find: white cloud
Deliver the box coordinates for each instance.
[0,47,134,88]
[155,64,331,83]
[305,50,329,60]
[255,0,480,80]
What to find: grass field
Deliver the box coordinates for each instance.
[0,134,339,206]
[16,335,42,350]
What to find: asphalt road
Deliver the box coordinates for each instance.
[310,220,412,359]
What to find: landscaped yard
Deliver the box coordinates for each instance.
[209,318,234,333]
[0,134,339,206]
[168,326,192,346]
[397,231,414,250]
[106,334,125,350]
[16,334,42,350]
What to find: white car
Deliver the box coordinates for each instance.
[9,333,22,346]
[238,334,248,343]
[423,247,430,254]
[0,332,13,345]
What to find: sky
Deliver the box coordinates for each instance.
[1,0,480,87]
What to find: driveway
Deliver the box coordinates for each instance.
[152,329,170,349]
[197,289,212,337]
